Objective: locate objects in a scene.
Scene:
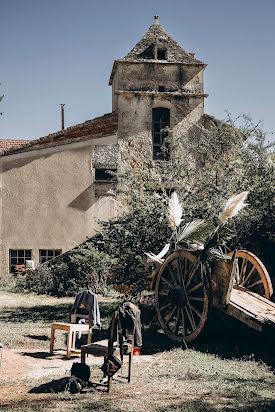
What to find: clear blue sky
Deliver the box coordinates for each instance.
[1,0,275,140]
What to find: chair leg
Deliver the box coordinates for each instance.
[66,327,73,359]
[50,325,55,355]
[72,331,76,351]
[128,340,134,383]
[107,376,112,393]
[81,347,86,364]
[88,328,92,344]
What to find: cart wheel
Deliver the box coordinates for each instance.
[155,251,212,343]
[228,250,273,299]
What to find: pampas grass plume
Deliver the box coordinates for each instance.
[168,192,183,230]
[219,191,249,223]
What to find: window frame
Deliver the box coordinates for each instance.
[152,107,171,161]
[9,249,32,273]
[94,168,117,183]
[39,249,62,264]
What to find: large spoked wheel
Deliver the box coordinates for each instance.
[228,250,273,299]
[155,251,212,343]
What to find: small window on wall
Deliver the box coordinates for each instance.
[152,107,170,160]
[95,169,117,183]
[9,249,32,273]
[157,49,167,60]
[39,249,62,264]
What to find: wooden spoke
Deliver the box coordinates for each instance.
[189,297,205,302]
[167,264,178,285]
[159,302,172,312]
[246,279,263,290]
[228,250,273,300]
[187,281,203,294]
[161,276,174,289]
[165,305,177,325]
[184,306,196,332]
[239,258,247,283]
[174,308,181,334]
[185,263,198,289]
[155,251,211,343]
[190,304,203,320]
[175,257,183,285]
[180,308,186,337]
[242,266,256,286]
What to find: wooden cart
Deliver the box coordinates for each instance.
[146,248,275,343]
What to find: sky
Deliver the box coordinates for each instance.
[1,0,275,141]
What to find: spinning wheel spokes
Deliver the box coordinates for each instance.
[155,251,211,343]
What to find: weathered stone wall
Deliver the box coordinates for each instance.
[114,62,204,96]
[116,92,204,169]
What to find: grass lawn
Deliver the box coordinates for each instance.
[0,291,274,411]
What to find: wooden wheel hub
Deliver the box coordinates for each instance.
[168,286,187,307]
[155,251,212,343]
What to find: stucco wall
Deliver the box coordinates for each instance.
[0,136,118,277]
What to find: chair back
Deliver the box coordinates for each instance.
[71,303,90,324]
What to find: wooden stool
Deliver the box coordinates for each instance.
[50,322,91,359]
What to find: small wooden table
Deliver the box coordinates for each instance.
[50,322,91,359]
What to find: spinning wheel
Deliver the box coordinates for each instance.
[228,250,273,299]
[155,251,212,343]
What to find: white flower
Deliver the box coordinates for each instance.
[219,191,249,223]
[168,192,183,230]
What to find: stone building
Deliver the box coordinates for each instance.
[0,16,209,277]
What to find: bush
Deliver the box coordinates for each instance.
[15,245,116,297]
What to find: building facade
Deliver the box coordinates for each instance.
[0,17,209,277]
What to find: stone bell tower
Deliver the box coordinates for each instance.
[109,16,208,166]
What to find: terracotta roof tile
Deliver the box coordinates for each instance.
[1,112,118,157]
[0,139,30,153]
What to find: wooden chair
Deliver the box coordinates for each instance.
[50,306,92,359]
[80,310,134,392]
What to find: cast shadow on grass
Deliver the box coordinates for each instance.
[29,377,69,393]
[140,308,275,369]
[0,300,118,325]
[0,303,72,323]
[191,309,275,369]
[155,398,275,412]
[23,334,49,341]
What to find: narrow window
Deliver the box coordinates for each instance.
[9,249,32,273]
[157,49,166,60]
[158,85,165,92]
[152,108,170,160]
[39,249,62,264]
[95,169,117,182]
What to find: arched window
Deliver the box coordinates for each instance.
[152,107,170,160]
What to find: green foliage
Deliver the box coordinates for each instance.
[98,191,170,293]
[15,244,116,297]
[17,114,274,297]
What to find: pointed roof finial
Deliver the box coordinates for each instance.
[154,15,159,25]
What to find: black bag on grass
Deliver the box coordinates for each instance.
[69,362,91,393]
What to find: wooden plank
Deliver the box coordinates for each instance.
[217,287,275,331]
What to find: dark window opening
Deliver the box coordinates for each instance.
[158,85,166,92]
[9,249,32,273]
[152,108,170,160]
[157,49,166,60]
[39,249,62,264]
[95,169,117,182]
